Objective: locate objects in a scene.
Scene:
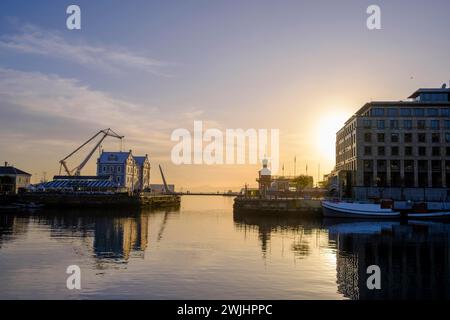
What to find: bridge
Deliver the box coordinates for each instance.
[176,192,240,197]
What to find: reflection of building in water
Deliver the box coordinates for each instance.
[329,222,450,299]
[233,211,323,259]
[94,214,148,260]
[0,214,29,247]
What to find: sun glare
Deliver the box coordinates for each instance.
[315,112,348,161]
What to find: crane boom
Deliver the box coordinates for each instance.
[159,164,172,194]
[59,128,124,176]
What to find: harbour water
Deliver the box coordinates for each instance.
[0,196,449,299]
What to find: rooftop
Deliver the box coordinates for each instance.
[0,165,31,176]
[98,151,132,163]
[408,87,450,99]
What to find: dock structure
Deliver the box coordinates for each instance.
[233,196,322,215]
[4,192,180,209]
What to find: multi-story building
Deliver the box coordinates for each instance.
[0,162,31,194]
[96,151,150,192]
[133,155,151,191]
[336,86,450,200]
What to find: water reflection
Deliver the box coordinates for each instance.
[233,211,325,259]
[1,201,450,299]
[326,219,450,299]
[0,207,180,263]
[233,210,450,299]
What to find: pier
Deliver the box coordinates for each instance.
[3,192,180,209]
[233,196,322,215]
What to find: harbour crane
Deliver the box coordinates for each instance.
[59,128,124,176]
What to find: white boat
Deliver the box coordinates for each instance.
[321,200,400,219]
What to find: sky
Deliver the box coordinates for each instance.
[1,0,450,191]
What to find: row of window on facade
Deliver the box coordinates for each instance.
[364,132,450,143]
[370,107,450,117]
[363,146,450,157]
[101,165,138,174]
[363,119,449,130]
[362,161,450,188]
[363,159,450,172]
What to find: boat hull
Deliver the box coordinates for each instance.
[407,211,450,219]
[321,201,400,219]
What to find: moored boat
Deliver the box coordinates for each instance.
[407,211,450,219]
[321,200,401,219]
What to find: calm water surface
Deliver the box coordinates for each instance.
[1,196,449,299]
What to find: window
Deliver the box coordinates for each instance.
[391,133,399,143]
[403,120,412,129]
[405,146,413,156]
[387,108,398,117]
[117,166,121,172]
[446,133,450,143]
[418,160,428,171]
[442,108,450,117]
[377,120,385,129]
[414,108,425,117]
[427,108,439,116]
[404,133,412,143]
[364,146,372,155]
[390,160,400,171]
[418,133,426,143]
[391,146,399,156]
[116,176,121,183]
[432,147,441,156]
[447,147,450,156]
[404,160,414,171]
[432,160,441,171]
[390,120,399,129]
[400,108,412,116]
[418,147,427,156]
[363,160,373,171]
[445,120,450,129]
[432,133,440,143]
[431,120,440,129]
[372,108,384,116]
[364,133,372,142]
[103,166,107,173]
[377,160,386,171]
[378,146,385,156]
[363,120,372,128]
[110,166,114,173]
[377,133,385,142]
[417,120,426,129]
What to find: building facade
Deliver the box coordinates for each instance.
[0,162,32,194]
[336,86,450,200]
[133,155,151,191]
[97,151,150,192]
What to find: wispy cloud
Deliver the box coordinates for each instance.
[0,68,174,147]
[0,24,168,75]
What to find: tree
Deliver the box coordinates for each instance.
[293,175,313,190]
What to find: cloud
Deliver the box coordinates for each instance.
[0,68,176,150]
[0,24,168,75]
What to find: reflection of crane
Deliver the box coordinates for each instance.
[59,128,124,176]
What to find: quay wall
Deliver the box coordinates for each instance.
[234,197,322,215]
[2,193,180,208]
